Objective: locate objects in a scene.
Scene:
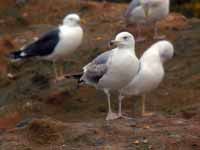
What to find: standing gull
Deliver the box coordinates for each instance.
[9,13,83,80]
[118,41,174,118]
[65,32,139,121]
[124,0,170,41]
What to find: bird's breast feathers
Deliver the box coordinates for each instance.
[51,26,83,59]
[98,51,139,89]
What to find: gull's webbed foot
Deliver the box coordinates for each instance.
[106,112,119,121]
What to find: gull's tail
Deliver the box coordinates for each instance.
[65,72,84,85]
[8,50,26,61]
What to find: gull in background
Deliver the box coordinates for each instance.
[9,13,83,81]
[118,40,174,118]
[64,32,139,121]
[124,0,170,41]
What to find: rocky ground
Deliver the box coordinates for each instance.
[0,0,200,150]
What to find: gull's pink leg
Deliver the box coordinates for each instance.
[104,89,119,121]
[118,94,134,120]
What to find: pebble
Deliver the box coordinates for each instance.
[7,73,17,80]
[133,140,140,145]
[95,138,106,146]
[23,101,33,111]
[148,145,153,149]
[143,125,151,129]
[142,139,148,144]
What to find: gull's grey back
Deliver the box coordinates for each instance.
[82,50,113,86]
[92,50,113,65]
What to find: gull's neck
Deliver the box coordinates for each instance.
[140,47,162,65]
[117,45,136,55]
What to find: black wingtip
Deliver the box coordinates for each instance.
[64,72,84,89]
[8,51,22,60]
[65,72,83,80]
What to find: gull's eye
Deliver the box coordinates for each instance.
[123,36,128,40]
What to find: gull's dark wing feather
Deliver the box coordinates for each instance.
[23,28,60,57]
[9,28,60,60]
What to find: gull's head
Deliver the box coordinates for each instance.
[110,32,135,48]
[63,13,80,26]
[157,40,174,63]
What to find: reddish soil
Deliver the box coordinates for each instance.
[0,0,200,150]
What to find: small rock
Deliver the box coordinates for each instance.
[62,144,67,147]
[174,120,185,125]
[96,36,103,40]
[148,145,153,149]
[133,140,140,145]
[142,139,148,144]
[7,73,17,80]
[143,125,151,129]
[95,138,106,146]
[23,102,33,110]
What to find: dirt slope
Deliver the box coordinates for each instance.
[0,1,200,150]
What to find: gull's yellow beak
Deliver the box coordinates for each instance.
[109,40,121,46]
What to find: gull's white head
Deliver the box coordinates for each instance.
[110,32,135,48]
[156,40,174,63]
[63,13,80,26]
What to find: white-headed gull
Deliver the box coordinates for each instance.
[65,32,139,120]
[119,40,174,118]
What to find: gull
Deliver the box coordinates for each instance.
[9,13,83,81]
[124,0,170,41]
[118,40,174,118]
[64,32,139,121]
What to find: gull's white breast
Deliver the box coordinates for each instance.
[47,25,83,60]
[98,49,139,90]
[121,57,164,96]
